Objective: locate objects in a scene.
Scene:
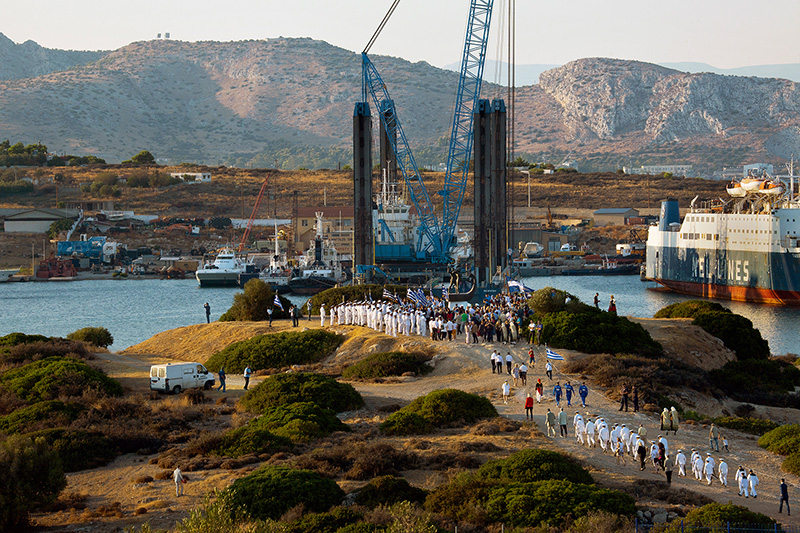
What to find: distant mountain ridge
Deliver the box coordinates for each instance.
[1,32,799,175]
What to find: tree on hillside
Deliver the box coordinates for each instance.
[127,150,156,165]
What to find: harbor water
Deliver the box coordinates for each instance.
[1,276,798,354]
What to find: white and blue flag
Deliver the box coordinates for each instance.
[546,348,564,360]
[273,294,284,311]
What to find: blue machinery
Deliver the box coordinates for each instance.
[360,0,495,263]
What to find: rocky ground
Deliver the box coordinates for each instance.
[30,318,800,531]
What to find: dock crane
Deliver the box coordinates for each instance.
[361,0,494,262]
[237,174,271,252]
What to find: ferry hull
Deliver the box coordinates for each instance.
[650,277,800,305]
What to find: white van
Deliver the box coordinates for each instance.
[149,362,215,394]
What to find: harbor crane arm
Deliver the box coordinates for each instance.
[439,0,494,252]
[238,174,271,252]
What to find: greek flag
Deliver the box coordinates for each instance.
[407,290,421,306]
[442,286,449,300]
[546,348,564,361]
[273,294,284,311]
[382,287,393,301]
[415,289,429,306]
[507,279,532,294]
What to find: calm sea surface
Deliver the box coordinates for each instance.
[1,276,798,354]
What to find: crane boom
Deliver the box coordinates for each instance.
[238,175,271,252]
[439,0,494,252]
[362,53,444,258]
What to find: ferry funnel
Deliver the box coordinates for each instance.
[658,199,679,230]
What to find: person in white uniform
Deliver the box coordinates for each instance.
[736,466,749,497]
[675,449,687,477]
[749,470,759,498]
[319,304,326,327]
[718,459,728,487]
[705,454,716,485]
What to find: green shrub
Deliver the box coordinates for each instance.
[484,479,636,528]
[380,389,497,435]
[714,417,779,436]
[205,331,344,373]
[527,287,586,315]
[335,524,385,533]
[0,435,66,530]
[380,412,431,436]
[758,424,800,456]
[307,285,409,314]
[219,279,291,321]
[254,401,349,442]
[662,502,775,532]
[212,423,291,458]
[240,372,364,414]
[355,475,427,508]
[542,308,662,356]
[28,429,117,472]
[224,465,344,520]
[66,327,114,348]
[0,401,84,434]
[782,452,800,477]
[284,506,363,533]
[0,357,123,402]
[3,339,91,365]
[693,311,769,360]
[342,352,432,379]
[0,332,50,347]
[654,300,729,318]
[477,449,593,485]
[710,360,800,407]
[654,301,769,360]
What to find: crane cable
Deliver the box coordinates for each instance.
[363,0,402,54]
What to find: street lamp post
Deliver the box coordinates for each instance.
[521,170,531,208]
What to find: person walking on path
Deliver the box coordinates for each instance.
[593,292,599,308]
[524,393,534,420]
[173,467,184,497]
[661,408,671,432]
[501,380,510,405]
[564,381,574,406]
[519,363,528,386]
[578,382,588,407]
[243,365,252,390]
[535,379,544,403]
[618,383,629,411]
[637,439,647,471]
[749,470,760,498]
[528,347,535,365]
[217,366,226,392]
[709,423,720,451]
[546,408,557,437]
[637,424,648,446]
[545,360,553,380]
[669,406,680,435]
[204,302,211,323]
[505,353,513,374]
[736,466,749,497]
[319,304,326,327]
[664,455,674,485]
[608,295,617,314]
[512,364,520,386]
[718,459,728,487]
[780,478,791,515]
[553,382,563,407]
[490,350,498,374]
[675,449,687,477]
[558,407,568,438]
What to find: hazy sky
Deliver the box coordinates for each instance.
[4,0,799,71]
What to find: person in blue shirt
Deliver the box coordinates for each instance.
[553,382,563,407]
[578,383,589,407]
[564,381,574,406]
[243,365,252,390]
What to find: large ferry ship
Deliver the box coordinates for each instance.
[646,173,800,305]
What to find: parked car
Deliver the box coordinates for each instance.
[150,362,215,394]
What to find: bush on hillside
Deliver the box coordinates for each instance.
[0,435,66,531]
[692,311,769,360]
[28,429,117,472]
[205,330,344,373]
[307,284,409,314]
[380,389,497,435]
[0,357,123,402]
[342,352,432,379]
[527,287,586,315]
[224,465,344,520]
[211,423,291,458]
[253,401,349,442]
[477,449,593,485]
[219,279,291,321]
[282,506,363,533]
[713,417,779,436]
[66,327,114,348]
[2,339,91,365]
[0,401,84,434]
[0,332,50,347]
[239,372,364,414]
[654,301,769,360]
[758,424,800,456]
[654,300,729,318]
[709,359,800,407]
[542,307,662,356]
[292,442,418,481]
[662,502,775,531]
[355,475,427,508]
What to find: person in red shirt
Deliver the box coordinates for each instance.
[525,393,534,420]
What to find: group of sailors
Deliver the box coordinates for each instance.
[568,413,760,497]
[317,292,535,343]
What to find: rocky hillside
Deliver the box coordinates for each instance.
[1,34,799,173]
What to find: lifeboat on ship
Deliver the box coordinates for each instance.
[758,179,785,196]
[726,180,746,197]
[740,177,765,191]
